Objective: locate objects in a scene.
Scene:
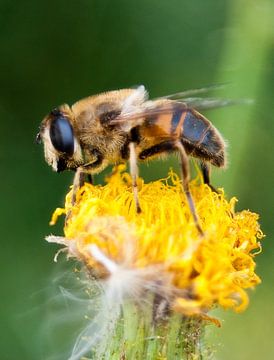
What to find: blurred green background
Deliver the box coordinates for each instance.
[1,0,273,359]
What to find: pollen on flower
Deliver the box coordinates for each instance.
[49,164,263,317]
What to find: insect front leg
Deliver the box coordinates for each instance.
[129,142,142,213]
[64,167,86,224]
[71,167,86,205]
[66,167,93,224]
[71,167,94,206]
[175,141,204,236]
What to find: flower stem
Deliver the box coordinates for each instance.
[93,299,205,360]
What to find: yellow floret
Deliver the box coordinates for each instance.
[51,165,263,315]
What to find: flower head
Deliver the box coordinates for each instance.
[49,165,263,315]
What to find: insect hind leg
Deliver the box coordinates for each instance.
[200,162,218,193]
[176,141,204,236]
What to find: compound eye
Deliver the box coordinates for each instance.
[49,116,75,156]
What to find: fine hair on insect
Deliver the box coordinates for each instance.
[37,84,232,235]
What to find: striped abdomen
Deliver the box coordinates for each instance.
[170,106,226,167]
[140,103,225,167]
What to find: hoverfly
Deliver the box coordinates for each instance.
[37,85,229,236]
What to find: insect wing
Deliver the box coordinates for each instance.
[159,83,227,100]
[157,83,252,110]
[110,103,186,124]
[178,97,253,111]
[108,97,237,126]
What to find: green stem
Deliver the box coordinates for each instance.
[93,300,205,360]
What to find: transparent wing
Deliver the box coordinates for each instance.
[158,83,227,100]
[178,97,253,111]
[157,83,252,109]
[110,96,252,125]
[110,103,182,124]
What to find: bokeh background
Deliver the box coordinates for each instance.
[1,0,273,359]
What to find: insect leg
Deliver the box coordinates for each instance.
[176,141,204,236]
[79,171,87,187]
[87,174,94,184]
[70,167,94,210]
[200,162,218,193]
[64,167,86,224]
[71,167,85,205]
[129,142,142,213]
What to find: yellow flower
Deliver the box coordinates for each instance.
[49,165,263,318]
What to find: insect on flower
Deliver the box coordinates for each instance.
[37,85,229,235]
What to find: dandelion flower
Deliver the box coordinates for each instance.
[47,165,263,359]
